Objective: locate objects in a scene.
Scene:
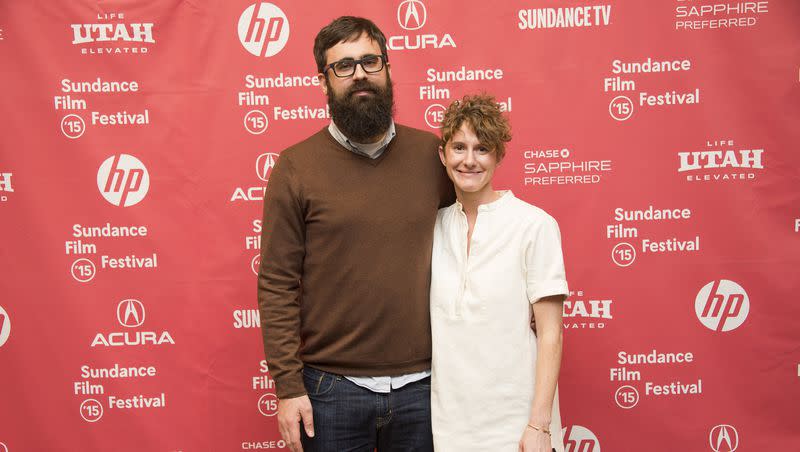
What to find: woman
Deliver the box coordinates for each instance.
[431,94,568,452]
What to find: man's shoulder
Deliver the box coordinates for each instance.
[279,127,331,161]
[394,123,440,146]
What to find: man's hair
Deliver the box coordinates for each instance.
[440,94,512,161]
[313,16,388,74]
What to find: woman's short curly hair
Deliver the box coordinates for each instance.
[440,94,512,161]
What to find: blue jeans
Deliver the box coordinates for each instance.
[300,366,433,452]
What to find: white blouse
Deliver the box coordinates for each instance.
[431,191,569,452]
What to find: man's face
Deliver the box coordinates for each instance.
[319,33,394,143]
[321,32,390,99]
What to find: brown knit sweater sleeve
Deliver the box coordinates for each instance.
[437,153,456,207]
[257,152,307,399]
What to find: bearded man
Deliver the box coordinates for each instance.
[257,16,453,452]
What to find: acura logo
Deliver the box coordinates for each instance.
[117,299,145,328]
[709,424,739,452]
[397,0,427,30]
[256,153,279,182]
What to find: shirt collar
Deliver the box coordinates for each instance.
[328,120,396,159]
[455,190,514,213]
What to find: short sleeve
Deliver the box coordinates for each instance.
[524,215,569,304]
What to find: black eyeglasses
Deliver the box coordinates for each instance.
[323,54,388,78]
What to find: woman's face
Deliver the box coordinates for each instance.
[439,122,498,198]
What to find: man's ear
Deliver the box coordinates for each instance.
[438,145,446,166]
[318,73,327,96]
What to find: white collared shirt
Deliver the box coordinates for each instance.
[327,120,396,159]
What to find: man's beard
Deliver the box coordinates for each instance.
[327,75,394,143]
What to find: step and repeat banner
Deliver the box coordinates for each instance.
[1,0,799,450]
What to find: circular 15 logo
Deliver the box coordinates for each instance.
[80,398,104,422]
[258,393,279,416]
[238,3,290,58]
[695,280,750,332]
[424,103,446,129]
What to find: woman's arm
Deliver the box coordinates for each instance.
[520,295,564,451]
[529,295,564,426]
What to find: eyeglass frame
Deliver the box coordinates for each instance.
[322,54,389,78]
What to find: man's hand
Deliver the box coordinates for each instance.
[277,395,314,452]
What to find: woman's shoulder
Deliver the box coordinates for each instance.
[436,202,459,221]
[505,194,559,228]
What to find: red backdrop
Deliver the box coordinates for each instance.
[1,1,799,450]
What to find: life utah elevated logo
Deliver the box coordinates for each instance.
[71,11,155,55]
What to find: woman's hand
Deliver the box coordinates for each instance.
[518,425,551,452]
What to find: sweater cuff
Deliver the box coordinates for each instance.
[275,373,307,399]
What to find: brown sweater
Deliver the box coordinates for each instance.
[257,124,454,398]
